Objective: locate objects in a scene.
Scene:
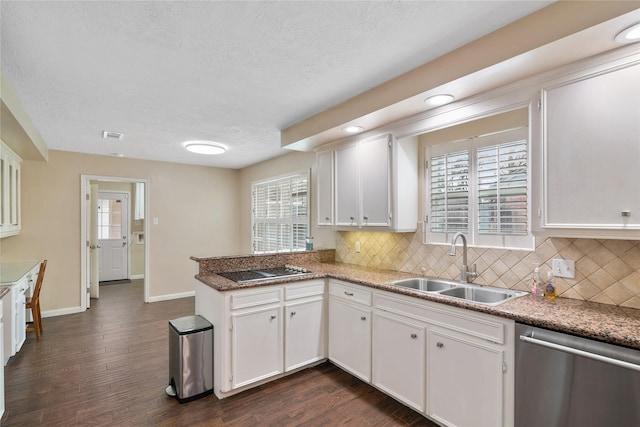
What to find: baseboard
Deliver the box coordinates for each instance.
[130,274,145,280]
[42,306,83,318]
[147,291,195,303]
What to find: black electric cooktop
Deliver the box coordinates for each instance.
[216,265,311,283]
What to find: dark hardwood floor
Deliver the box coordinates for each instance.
[3,280,437,426]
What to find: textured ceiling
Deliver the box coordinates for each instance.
[0,1,552,169]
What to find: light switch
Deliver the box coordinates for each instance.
[153,217,159,225]
[355,241,361,253]
[552,258,575,278]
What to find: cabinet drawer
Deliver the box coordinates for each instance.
[284,280,325,300]
[375,293,505,344]
[329,281,372,306]
[230,287,281,310]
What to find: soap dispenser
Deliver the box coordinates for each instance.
[544,271,556,300]
[530,264,542,298]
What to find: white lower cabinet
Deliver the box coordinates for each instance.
[196,276,514,426]
[328,281,372,382]
[285,297,325,371]
[428,327,505,427]
[195,279,326,398]
[372,311,425,412]
[231,306,283,389]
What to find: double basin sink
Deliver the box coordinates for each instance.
[389,277,527,306]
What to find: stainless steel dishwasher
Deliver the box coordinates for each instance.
[515,323,640,427]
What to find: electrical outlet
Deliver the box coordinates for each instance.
[355,241,361,253]
[552,259,575,278]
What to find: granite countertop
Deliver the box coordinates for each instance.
[195,261,640,350]
[0,286,10,299]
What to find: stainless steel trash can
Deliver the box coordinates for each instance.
[167,315,213,403]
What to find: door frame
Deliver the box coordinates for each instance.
[80,175,150,310]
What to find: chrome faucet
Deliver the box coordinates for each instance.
[448,232,477,283]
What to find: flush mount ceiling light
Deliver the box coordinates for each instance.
[424,94,455,107]
[183,141,227,155]
[615,22,640,43]
[343,126,364,134]
[109,152,124,157]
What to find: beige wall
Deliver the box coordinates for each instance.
[238,150,337,254]
[0,150,240,313]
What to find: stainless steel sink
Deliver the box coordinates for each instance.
[390,278,457,292]
[389,277,527,306]
[439,286,513,304]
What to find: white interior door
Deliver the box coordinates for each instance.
[89,184,99,299]
[98,192,129,282]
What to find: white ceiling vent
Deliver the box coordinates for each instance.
[102,130,124,140]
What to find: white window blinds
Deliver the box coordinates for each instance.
[426,127,533,250]
[477,139,528,235]
[252,171,309,253]
[429,150,469,233]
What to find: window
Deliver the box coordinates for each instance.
[426,128,533,250]
[252,171,309,253]
[97,198,122,239]
[134,182,145,220]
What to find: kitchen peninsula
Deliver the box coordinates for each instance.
[193,251,640,426]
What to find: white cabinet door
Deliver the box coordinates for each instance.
[372,312,425,412]
[335,143,360,227]
[231,306,283,389]
[316,150,334,226]
[543,61,640,236]
[328,298,371,382]
[359,135,390,227]
[14,280,26,354]
[0,141,22,238]
[428,328,504,427]
[285,297,325,371]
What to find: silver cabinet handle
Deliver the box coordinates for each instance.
[360,316,367,321]
[325,216,330,221]
[344,291,354,297]
[270,315,276,320]
[290,311,296,317]
[363,216,368,221]
[437,342,444,348]
[349,216,355,221]
[411,334,418,339]
[519,334,640,372]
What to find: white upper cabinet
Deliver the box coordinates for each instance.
[316,149,334,226]
[0,140,22,238]
[317,134,418,232]
[541,58,640,238]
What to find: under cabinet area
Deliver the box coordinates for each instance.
[541,55,640,238]
[316,134,418,232]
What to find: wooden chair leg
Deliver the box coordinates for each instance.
[32,306,41,340]
[38,304,44,334]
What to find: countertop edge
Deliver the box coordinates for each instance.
[194,263,640,350]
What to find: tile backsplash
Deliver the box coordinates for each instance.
[335,225,640,309]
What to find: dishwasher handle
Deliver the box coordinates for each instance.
[519,334,640,372]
